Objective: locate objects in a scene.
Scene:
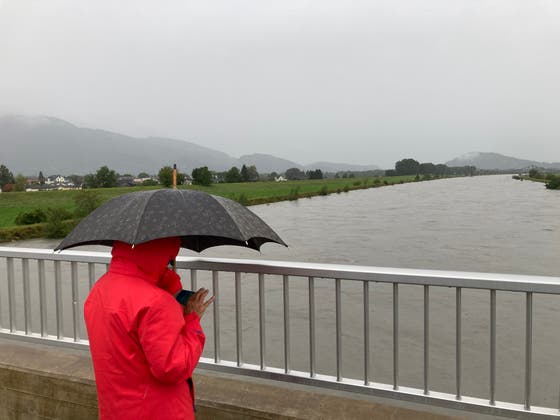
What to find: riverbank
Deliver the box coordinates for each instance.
[1,174,431,242]
[513,174,560,189]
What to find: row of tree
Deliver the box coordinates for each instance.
[386,158,476,177]
[1,160,336,192]
[1,158,480,193]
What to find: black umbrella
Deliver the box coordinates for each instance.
[55,189,287,252]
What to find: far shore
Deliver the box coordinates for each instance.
[1,174,445,242]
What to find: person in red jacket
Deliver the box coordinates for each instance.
[84,237,214,420]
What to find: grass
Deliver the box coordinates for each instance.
[0,186,160,228]
[186,176,415,204]
[0,176,419,239]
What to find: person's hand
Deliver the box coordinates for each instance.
[185,288,215,318]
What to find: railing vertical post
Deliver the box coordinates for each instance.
[235,272,243,367]
[55,260,63,339]
[309,276,316,377]
[283,275,291,374]
[259,273,266,370]
[22,259,31,335]
[88,263,96,291]
[38,260,47,337]
[525,292,533,410]
[336,278,342,382]
[190,269,197,290]
[393,283,399,390]
[490,289,496,405]
[363,280,370,386]
[424,285,430,395]
[213,271,220,363]
[71,262,79,341]
[0,259,3,329]
[7,257,15,332]
[456,287,462,400]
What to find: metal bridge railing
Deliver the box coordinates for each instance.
[0,246,559,419]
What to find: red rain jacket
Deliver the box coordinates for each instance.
[85,238,205,420]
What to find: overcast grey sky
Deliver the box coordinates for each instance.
[1,0,559,168]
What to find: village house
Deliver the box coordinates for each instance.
[45,175,68,185]
[26,175,78,191]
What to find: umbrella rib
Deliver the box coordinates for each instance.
[131,191,161,245]
[209,195,249,242]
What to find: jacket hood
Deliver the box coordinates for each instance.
[110,237,181,284]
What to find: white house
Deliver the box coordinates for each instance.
[45,175,68,185]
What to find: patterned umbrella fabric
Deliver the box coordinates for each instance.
[55,189,287,252]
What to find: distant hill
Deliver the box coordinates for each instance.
[446,152,560,171]
[0,115,237,175]
[0,115,379,176]
[238,153,303,173]
[304,161,379,173]
[238,154,380,173]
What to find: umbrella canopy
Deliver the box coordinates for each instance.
[55,189,287,252]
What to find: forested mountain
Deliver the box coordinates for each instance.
[1,115,379,175]
[446,152,560,171]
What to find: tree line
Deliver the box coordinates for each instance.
[0,157,483,193]
[0,162,328,191]
[385,158,476,177]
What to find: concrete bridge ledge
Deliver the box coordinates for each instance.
[0,338,464,419]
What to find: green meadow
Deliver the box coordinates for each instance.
[0,176,417,240]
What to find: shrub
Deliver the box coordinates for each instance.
[236,193,249,206]
[343,185,349,193]
[45,208,74,238]
[288,187,300,200]
[319,186,328,195]
[15,209,47,225]
[74,190,102,217]
[1,183,14,192]
[0,224,46,242]
[528,168,542,179]
[352,180,361,186]
[545,176,560,190]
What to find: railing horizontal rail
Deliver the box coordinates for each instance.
[0,247,111,264]
[1,246,559,419]
[197,358,559,419]
[2,247,559,294]
[176,258,560,294]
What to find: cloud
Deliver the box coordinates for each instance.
[1,0,560,167]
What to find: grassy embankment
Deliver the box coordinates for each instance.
[0,176,416,242]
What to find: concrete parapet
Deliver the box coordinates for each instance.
[0,339,462,420]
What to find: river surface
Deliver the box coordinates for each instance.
[3,175,560,409]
